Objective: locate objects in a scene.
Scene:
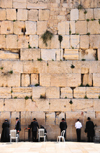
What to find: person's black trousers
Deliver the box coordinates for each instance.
[76,129,81,142]
[32,131,37,142]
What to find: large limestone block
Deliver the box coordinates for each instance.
[63,49,79,60]
[0,0,12,8]
[25,21,36,34]
[21,48,40,60]
[39,9,49,21]
[55,112,65,125]
[23,61,47,74]
[0,51,19,60]
[18,35,29,49]
[81,67,89,74]
[32,111,45,125]
[55,49,63,61]
[70,21,75,34]
[47,61,72,74]
[6,35,17,49]
[10,111,19,126]
[0,35,6,48]
[80,35,89,49]
[79,10,85,20]
[83,74,93,86]
[17,9,27,21]
[58,21,69,35]
[70,35,79,48]
[75,21,87,34]
[80,61,91,70]
[12,61,23,73]
[12,87,32,98]
[13,0,26,8]
[24,111,32,126]
[84,111,95,119]
[49,99,72,111]
[29,35,38,48]
[4,99,25,111]
[70,9,79,21]
[28,10,38,21]
[0,73,20,87]
[31,74,38,85]
[32,86,46,99]
[14,21,25,34]
[0,87,11,98]
[94,99,100,111]
[86,9,93,19]
[45,112,55,125]
[93,73,100,86]
[46,87,60,98]
[72,61,81,74]
[61,87,72,99]
[90,61,100,73]
[41,49,55,61]
[61,35,69,48]
[98,49,100,61]
[27,1,48,9]
[6,9,16,20]
[82,0,93,8]
[94,8,100,19]
[33,99,49,111]
[37,21,47,35]
[1,21,13,34]
[0,112,10,124]
[72,99,94,112]
[90,35,100,48]
[0,9,6,20]
[88,21,100,34]
[25,99,38,111]
[86,87,100,98]
[40,73,51,86]
[66,74,81,87]
[22,74,30,87]
[79,49,96,61]
[74,87,86,98]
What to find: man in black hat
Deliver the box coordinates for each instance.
[15,117,21,134]
[85,117,95,142]
[59,118,67,140]
[30,118,39,142]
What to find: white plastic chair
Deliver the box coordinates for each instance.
[57,130,65,142]
[38,129,46,142]
[9,130,19,142]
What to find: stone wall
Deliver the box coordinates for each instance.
[0,0,100,141]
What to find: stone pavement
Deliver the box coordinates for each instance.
[0,142,100,153]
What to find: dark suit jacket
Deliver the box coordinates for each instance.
[60,121,67,131]
[86,120,94,137]
[31,121,39,132]
[15,120,21,131]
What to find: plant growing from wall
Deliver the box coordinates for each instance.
[8,70,13,74]
[84,95,88,99]
[65,97,67,99]
[37,58,43,61]
[81,59,86,61]
[14,97,17,99]
[0,67,3,70]
[98,19,100,24]
[41,30,53,46]
[87,33,90,35]
[84,10,87,14]
[28,44,31,48]
[69,100,73,104]
[86,19,90,22]
[34,83,39,86]
[98,95,100,99]
[71,64,75,69]
[86,84,90,87]
[25,96,29,100]
[40,94,46,99]
[77,4,84,9]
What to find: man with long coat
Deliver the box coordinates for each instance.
[15,117,21,134]
[1,119,10,142]
[59,118,67,139]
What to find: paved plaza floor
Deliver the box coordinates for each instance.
[0,142,100,153]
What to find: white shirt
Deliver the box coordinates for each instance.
[75,121,82,129]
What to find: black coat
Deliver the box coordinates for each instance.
[86,120,95,137]
[15,120,21,131]
[60,121,67,131]
[1,122,10,142]
[31,121,39,132]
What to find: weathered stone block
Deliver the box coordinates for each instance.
[72,61,81,74]
[70,35,79,48]
[6,35,17,49]
[6,9,16,20]
[93,73,100,87]
[37,21,47,35]
[90,35,100,48]
[80,35,89,49]
[74,87,86,98]
[29,35,38,48]
[79,10,85,20]
[82,0,93,8]
[25,21,36,34]
[0,35,6,48]
[45,112,55,125]
[63,49,79,60]
[79,49,96,61]
[33,99,49,111]
[66,74,81,87]
[86,9,93,19]
[31,74,38,85]
[22,74,30,87]
[0,51,19,60]
[94,8,100,19]
[61,35,69,48]
[88,21,100,34]
[10,111,19,126]
[1,21,13,34]
[94,99,100,111]
[28,10,38,21]
[27,1,48,9]
[32,111,45,125]
[21,48,40,60]
[70,9,79,21]
[81,67,89,74]
[40,73,51,86]
[0,87,11,98]
[83,74,93,86]
[0,0,12,8]
[84,111,95,119]
[0,9,6,20]
[13,0,26,8]
[18,35,29,49]
[86,87,100,98]
[58,21,69,35]
[12,61,23,73]
[61,87,72,99]
[46,87,60,98]
[41,49,55,61]
[75,21,87,34]
[70,21,75,34]
[55,112,65,125]
[17,9,27,20]
[39,9,49,21]
[0,112,10,124]
[25,99,37,111]
[14,21,25,34]
[32,86,46,99]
